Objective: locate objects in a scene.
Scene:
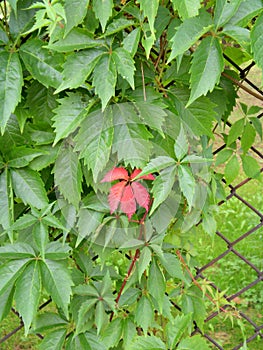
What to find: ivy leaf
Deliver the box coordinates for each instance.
[76,208,104,247]
[137,0,159,35]
[228,0,263,27]
[112,103,153,168]
[134,296,154,332]
[241,122,256,153]
[0,169,13,231]
[52,92,88,145]
[178,165,195,208]
[39,329,67,350]
[137,156,176,178]
[102,318,123,348]
[33,221,48,258]
[251,12,263,85]
[20,38,63,89]
[33,312,68,333]
[134,102,166,137]
[93,54,117,110]
[214,0,243,29]
[130,335,166,349]
[7,146,44,168]
[0,51,23,133]
[64,0,89,36]
[0,283,15,322]
[0,259,30,295]
[222,25,250,51]
[166,314,192,348]
[147,258,166,311]
[227,118,245,145]
[11,168,49,209]
[14,261,41,335]
[168,10,212,63]
[188,37,224,106]
[75,108,113,181]
[171,0,201,19]
[40,259,73,319]
[93,0,113,32]
[177,335,211,350]
[170,88,216,137]
[225,155,240,184]
[112,48,135,89]
[150,165,177,214]
[241,155,261,179]
[101,167,129,182]
[123,28,141,58]
[104,18,134,37]
[95,301,108,334]
[137,246,152,282]
[56,49,105,92]
[174,125,188,161]
[0,243,36,259]
[215,149,233,166]
[54,144,82,208]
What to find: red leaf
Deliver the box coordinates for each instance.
[108,181,126,213]
[130,169,155,181]
[120,185,136,219]
[101,167,129,182]
[131,182,150,211]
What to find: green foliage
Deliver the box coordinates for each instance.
[0,0,262,348]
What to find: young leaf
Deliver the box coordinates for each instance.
[93,54,117,110]
[20,39,63,89]
[241,122,256,153]
[227,118,245,145]
[93,0,113,32]
[134,296,154,332]
[171,0,201,20]
[112,48,135,89]
[64,0,89,36]
[11,168,49,209]
[178,165,195,208]
[188,37,224,106]
[52,92,88,145]
[251,12,263,85]
[40,259,73,318]
[14,261,41,335]
[0,169,13,231]
[214,0,243,29]
[215,149,233,166]
[0,51,23,132]
[39,329,67,350]
[147,258,166,311]
[54,144,82,208]
[168,10,212,62]
[225,155,240,184]
[137,0,159,35]
[74,108,114,181]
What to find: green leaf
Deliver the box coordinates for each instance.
[112,48,135,89]
[39,329,67,350]
[102,318,123,348]
[170,88,216,137]
[241,122,256,153]
[11,168,49,209]
[33,221,48,257]
[228,0,263,27]
[251,12,263,85]
[137,0,159,35]
[159,252,186,281]
[14,261,41,335]
[33,312,68,333]
[171,0,201,19]
[150,165,177,214]
[30,145,60,171]
[93,54,117,110]
[215,149,233,166]
[137,246,152,282]
[44,242,71,260]
[76,208,104,246]
[56,49,105,92]
[20,39,63,89]
[214,0,243,29]
[177,334,211,350]
[241,155,261,179]
[122,318,137,348]
[123,27,141,58]
[0,259,29,295]
[93,0,113,32]
[12,213,37,231]
[178,165,195,208]
[174,125,188,160]
[95,300,108,334]
[7,146,44,168]
[134,296,154,332]
[137,156,175,178]
[0,283,15,322]
[112,103,153,168]
[52,92,88,145]
[40,259,73,318]
[0,243,35,259]
[76,298,98,334]
[130,335,166,349]
[134,102,166,137]
[168,10,212,62]
[166,314,192,348]
[54,144,82,208]
[0,169,13,231]
[227,118,245,145]
[222,25,250,51]
[147,258,166,311]
[103,18,134,37]
[188,37,224,105]
[0,51,23,132]
[48,28,104,52]
[75,108,113,181]
[64,0,89,36]
[250,117,262,139]
[225,155,240,184]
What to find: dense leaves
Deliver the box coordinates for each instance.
[0,0,262,349]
